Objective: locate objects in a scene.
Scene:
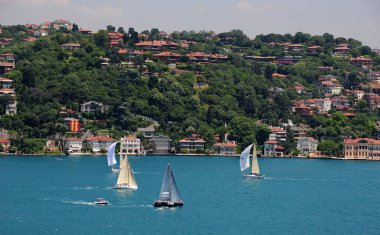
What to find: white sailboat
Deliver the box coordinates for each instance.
[107,141,120,173]
[113,155,138,190]
[240,143,264,179]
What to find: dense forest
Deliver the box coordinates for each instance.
[0,23,379,154]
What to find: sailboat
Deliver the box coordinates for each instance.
[154,164,184,208]
[113,155,138,190]
[240,143,264,179]
[107,141,120,173]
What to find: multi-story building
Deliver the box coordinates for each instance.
[80,101,105,113]
[291,124,310,142]
[269,127,287,142]
[150,136,172,155]
[120,136,141,157]
[84,136,114,153]
[344,138,380,160]
[213,141,237,155]
[65,137,83,154]
[6,100,17,115]
[296,137,319,156]
[179,134,205,152]
[51,19,72,31]
[137,126,155,138]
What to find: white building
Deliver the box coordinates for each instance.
[65,137,83,154]
[80,101,105,113]
[6,101,17,115]
[120,136,141,157]
[84,136,114,153]
[296,137,319,156]
[315,98,331,112]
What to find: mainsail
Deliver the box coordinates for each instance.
[158,165,182,203]
[240,144,253,171]
[251,144,260,175]
[115,155,138,189]
[107,141,118,166]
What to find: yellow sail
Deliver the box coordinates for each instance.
[116,156,128,185]
[126,156,138,189]
[251,144,260,175]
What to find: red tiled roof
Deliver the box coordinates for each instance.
[349,57,372,62]
[118,49,129,54]
[270,127,285,132]
[272,73,287,78]
[299,137,319,143]
[0,77,12,82]
[85,136,114,141]
[135,40,179,46]
[275,146,285,150]
[66,137,82,141]
[125,136,138,140]
[308,45,320,49]
[0,139,10,143]
[344,138,380,144]
[265,140,277,144]
[153,51,181,57]
[213,142,237,147]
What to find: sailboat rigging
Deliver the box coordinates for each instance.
[107,141,120,173]
[113,155,138,190]
[240,143,264,179]
[154,164,184,208]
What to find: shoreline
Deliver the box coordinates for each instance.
[0,153,378,161]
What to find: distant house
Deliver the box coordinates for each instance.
[63,118,81,132]
[0,53,16,74]
[349,57,373,69]
[34,30,48,37]
[269,127,287,142]
[0,77,12,88]
[296,137,319,156]
[51,19,72,31]
[0,88,15,96]
[264,140,284,157]
[344,138,380,160]
[213,141,237,155]
[274,56,302,65]
[307,45,321,55]
[288,44,303,51]
[178,134,206,152]
[153,52,181,63]
[5,101,17,115]
[272,73,287,79]
[137,126,155,138]
[150,136,172,155]
[79,28,92,35]
[291,124,310,142]
[84,136,114,153]
[100,57,110,69]
[135,40,179,51]
[0,139,10,152]
[60,43,81,51]
[333,43,350,55]
[368,71,380,83]
[80,101,105,113]
[65,137,83,154]
[120,136,141,156]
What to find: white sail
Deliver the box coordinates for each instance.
[251,144,260,175]
[240,144,253,171]
[107,141,118,166]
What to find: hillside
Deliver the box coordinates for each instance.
[0,23,380,154]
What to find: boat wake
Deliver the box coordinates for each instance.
[266,177,343,182]
[119,204,154,208]
[72,186,99,190]
[43,198,96,206]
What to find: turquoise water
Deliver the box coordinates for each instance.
[0,156,379,234]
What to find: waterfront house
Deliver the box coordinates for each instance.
[264,140,284,157]
[80,101,105,113]
[120,136,141,156]
[64,137,83,154]
[213,141,237,155]
[61,43,81,51]
[45,136,59,152]
[84,136,114,153]
[179,134,206,152]
[296,137,319,156]
[344,138,380,160]
[150,136,172,155]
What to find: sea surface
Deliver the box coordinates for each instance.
[0,155,379,234]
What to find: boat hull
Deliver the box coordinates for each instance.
[154,200,183,208]
[113,184,138,190]
[244,174,264,179]
[94,202,108,205]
